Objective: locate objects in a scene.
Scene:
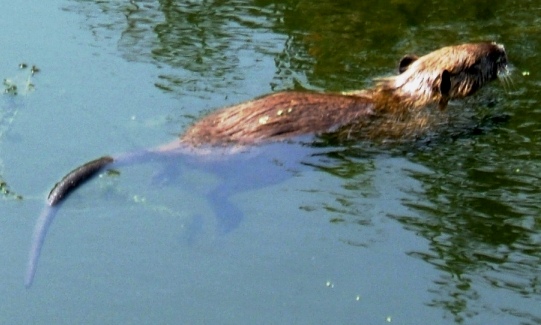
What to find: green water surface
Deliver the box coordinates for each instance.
[0,0,539,324]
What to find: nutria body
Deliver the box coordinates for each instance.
[180,42,508,147]
[25,42,509,287]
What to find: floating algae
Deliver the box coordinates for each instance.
[0,63,40,200]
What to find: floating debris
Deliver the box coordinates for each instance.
[31,65,40,75]
[0,63,40,200]
[0,179,23,200]
[3,63,40,95]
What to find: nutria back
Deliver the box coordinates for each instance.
[181,92,375,146]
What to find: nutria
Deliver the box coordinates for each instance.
[25,42,509,287]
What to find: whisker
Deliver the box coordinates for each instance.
[497,66,514,93]
[505,77,512,92]
[501,74,514,93]
[498,77,508,93]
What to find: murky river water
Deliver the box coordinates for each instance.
[0,0,540,324]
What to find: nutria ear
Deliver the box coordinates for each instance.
[438,70,451,110]
[439,70,451,96]
[398,55,418,73]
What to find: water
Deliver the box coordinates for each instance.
[0,0,540,324]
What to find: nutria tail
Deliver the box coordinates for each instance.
[25,155,114,288]
[47,156,114,206]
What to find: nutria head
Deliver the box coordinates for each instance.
[379,42,508,110]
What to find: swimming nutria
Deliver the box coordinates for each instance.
[25,42,509,287]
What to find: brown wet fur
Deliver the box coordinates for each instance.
[181,92,375,146]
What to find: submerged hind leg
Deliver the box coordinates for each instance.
[207,183,244,235]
